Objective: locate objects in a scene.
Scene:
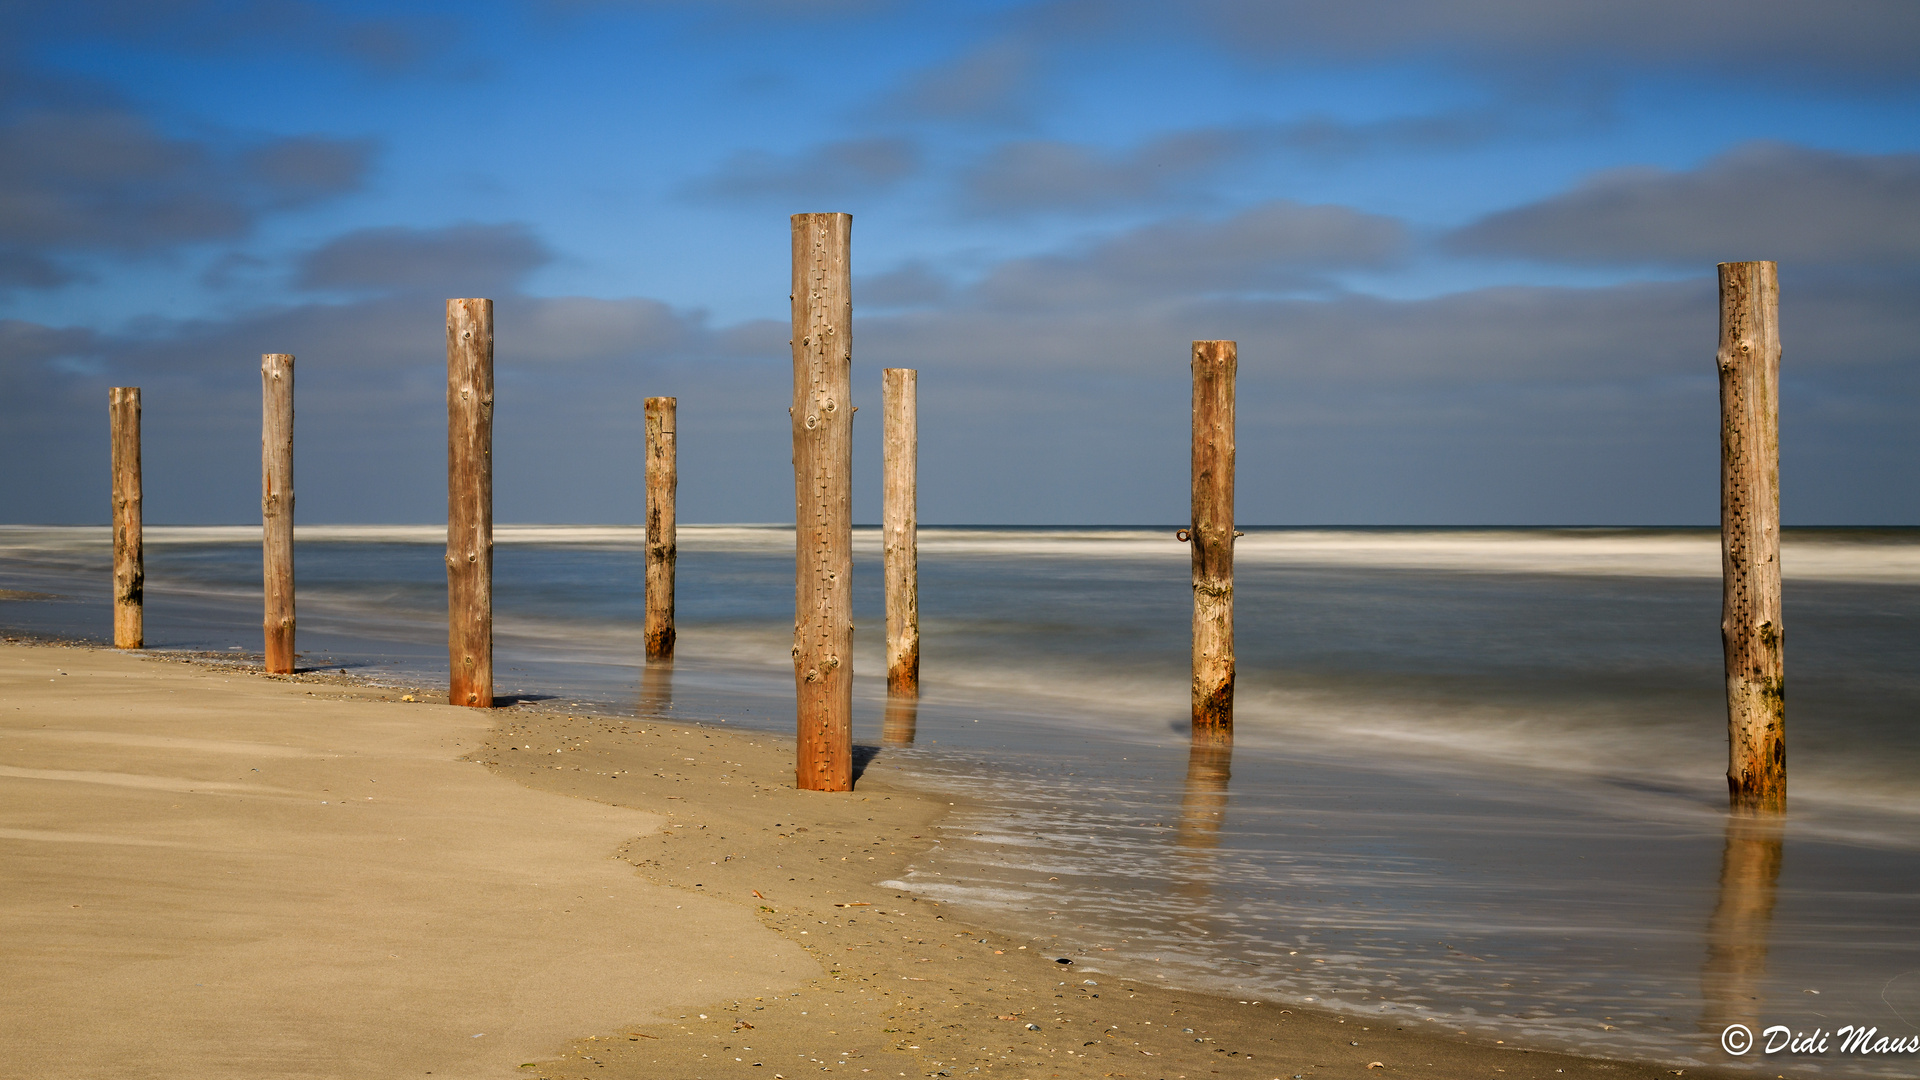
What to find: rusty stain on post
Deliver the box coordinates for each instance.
[261,354,296,674]
[1717,261,1784,812]
[109,387,142,649]
[791,213,855,792]
[447,298,494,708]
[1190,341,1236,743]
[645,396,677,661]
[883,367,919,698]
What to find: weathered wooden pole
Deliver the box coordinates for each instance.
[109,387,142,649]
[261,354,295,674]
[791,212,854,792]
[1717,262,1784,812]
[1189,340,1236,743]
[447,299,494,708]
[644,396,677,661]
[883,367,919,698]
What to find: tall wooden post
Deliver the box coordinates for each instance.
[261,354,295,674]
[1717,262,1784,812]
[644,396,677,661]
[1190,341,1236,743]
[109,387,142,650]
[447,299,494,708]
[883,367,919,697]
[791,212,854,792]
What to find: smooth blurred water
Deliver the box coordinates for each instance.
[3,524,1918,1073]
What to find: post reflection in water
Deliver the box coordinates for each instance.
[1173,740,1232,903]
[1700,810,1784,1036]
[881,694,919,746]
[637,660,673,719]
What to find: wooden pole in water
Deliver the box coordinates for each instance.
[883,367,919,698]
[1717,262,1784,812]
[1190,341,1236,743]
[109,387,142,649]
[791,212,854,792]
[447,298,494,708]
[644,396,677,661]
[261,354,295,674]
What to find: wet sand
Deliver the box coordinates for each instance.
[0,640,1749,1079]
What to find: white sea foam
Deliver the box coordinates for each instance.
[9,524,1911,582]
[909,527,1920,583]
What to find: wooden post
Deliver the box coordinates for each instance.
[1717,262,1784,812]
[644,396,677,661]
[447,299,494,708]
[883,368,919,697]
[261,354,295,674]
[791,212,854,792]
[1190,341,1236,743]
[109,387,142,650]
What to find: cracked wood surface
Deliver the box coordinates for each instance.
[109,387,142,650]
[1191,341,1236,742]
[447,299,494,708]
[644,396,677,661]
[260,354,295,674]
[790,214,854,791]
[1717,262,1784,812]
[882,367,919,698]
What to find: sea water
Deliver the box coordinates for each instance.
[3,525,1917,1074]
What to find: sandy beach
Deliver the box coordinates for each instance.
[0,639,1751,1080]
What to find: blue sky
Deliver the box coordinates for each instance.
[3,0,1917,524]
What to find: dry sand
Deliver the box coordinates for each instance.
[0,640,1746,1080]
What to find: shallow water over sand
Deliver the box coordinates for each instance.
[4,524,1918,1073]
